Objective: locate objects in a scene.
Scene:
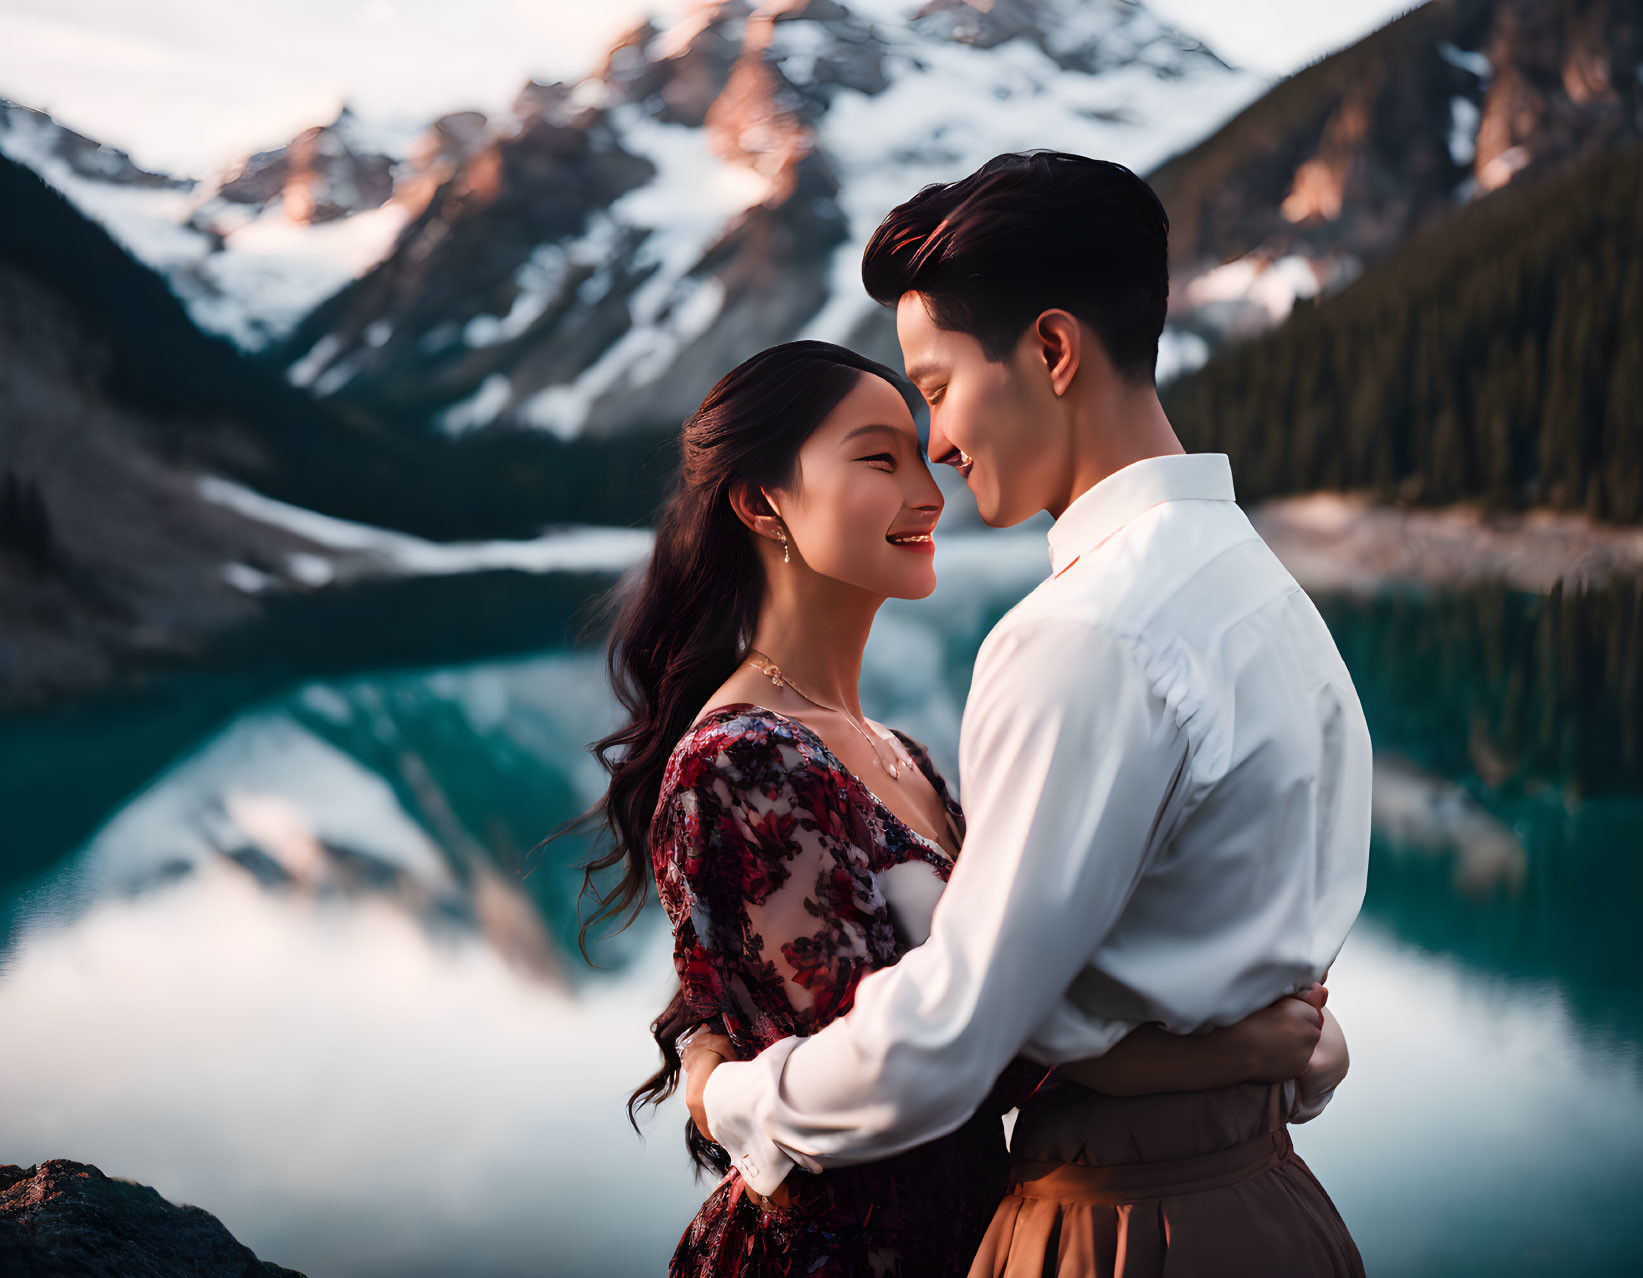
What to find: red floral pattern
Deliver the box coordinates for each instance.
[651,704,1047,1277]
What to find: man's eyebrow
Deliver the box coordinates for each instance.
[903,362,944,385]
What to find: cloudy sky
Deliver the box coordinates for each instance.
[0,0,1419,175]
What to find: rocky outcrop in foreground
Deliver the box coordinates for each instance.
[0,1160,306,1277]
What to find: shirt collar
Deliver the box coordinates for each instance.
[1046,452,1237,577]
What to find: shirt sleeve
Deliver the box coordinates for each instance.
[702,617,1192,1195]
[1282,1076,1340,1124]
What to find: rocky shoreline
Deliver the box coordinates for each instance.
[4,484,1640,720]
[1251,494,1643,597]
[0,1159,306,1276]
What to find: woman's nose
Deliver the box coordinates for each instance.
[913,467,944,512]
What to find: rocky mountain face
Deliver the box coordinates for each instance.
[195,106,398,227]
[0,147,662,711]
[270,0,1259,439]
[1150,0,1643,345]
[0,155,330,708]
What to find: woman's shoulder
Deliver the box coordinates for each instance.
[653,704,866,857]
[663,703,827,791]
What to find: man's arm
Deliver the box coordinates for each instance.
[1055,989,1327,1097]
[701,618,1191,1196]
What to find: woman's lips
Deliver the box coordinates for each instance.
[886,531,936,554]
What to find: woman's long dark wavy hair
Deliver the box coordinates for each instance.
[528,340,914,1174]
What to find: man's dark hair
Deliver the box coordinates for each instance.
[861,150,1169,384]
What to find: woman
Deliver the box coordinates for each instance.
[564,341,1347,1276]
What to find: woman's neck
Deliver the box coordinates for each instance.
[746,575,880,719]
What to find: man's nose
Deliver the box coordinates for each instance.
[926,416,956,467]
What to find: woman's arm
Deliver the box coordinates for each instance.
[1055,988,1326,1098]
[663,726,902,1205]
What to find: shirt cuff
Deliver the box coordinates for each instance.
[702,1045,799,1199]
[1283,1075,1339,1124]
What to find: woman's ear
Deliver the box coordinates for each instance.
[727,479,785,545]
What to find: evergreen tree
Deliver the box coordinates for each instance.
[1164,143,1643,525]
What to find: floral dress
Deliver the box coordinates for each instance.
[651,703,1048,1277]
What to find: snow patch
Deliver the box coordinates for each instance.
[1183,252,1323,322]
[437,373,513,436]
[195,474,655,578]
[797,15,1263,346]
[1155,326,1210,384]
[461,218,624,350]
[516,107,764,436]
[194,197,411,349]
[1448,96,1480,167]
[286,333,345,388]
[222,562,276,593]
[1437,42,1492,81]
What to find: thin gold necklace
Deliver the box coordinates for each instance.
[744,648,914,779]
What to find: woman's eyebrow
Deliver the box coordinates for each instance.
[839,423,908,447]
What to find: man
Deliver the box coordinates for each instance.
[684,152,1371,1274]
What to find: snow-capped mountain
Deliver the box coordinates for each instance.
[281,0,1267,439]
[2,0,1264,437]
[0,97,424,349]
[11,0,1633,444]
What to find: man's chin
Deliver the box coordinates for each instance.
[978,498,1032,529]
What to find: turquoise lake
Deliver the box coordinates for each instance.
[2,529,1638,1277]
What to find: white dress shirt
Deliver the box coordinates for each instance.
[701,451,1373,1196]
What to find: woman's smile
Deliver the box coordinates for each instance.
[887,518,938,554]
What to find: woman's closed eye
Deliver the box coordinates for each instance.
[859,452,897,470]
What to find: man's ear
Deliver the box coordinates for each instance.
[728,478,784,544]
[1033,309,1082,396]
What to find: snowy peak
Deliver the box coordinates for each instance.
[0,98,190,191]
[906,0,1228,78]
[0,98,432,350]
[195,106,397,229]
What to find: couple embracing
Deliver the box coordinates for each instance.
[574,151,1370,1276]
